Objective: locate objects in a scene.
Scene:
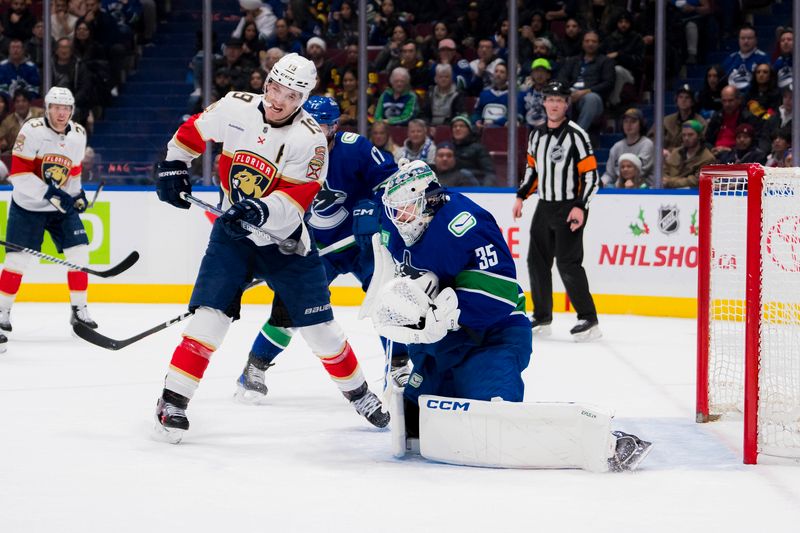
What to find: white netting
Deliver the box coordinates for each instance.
[707,167,800,459]
[757,169,800,458]
[707,175,748,416]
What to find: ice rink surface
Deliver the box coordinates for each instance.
[1,303,799,532]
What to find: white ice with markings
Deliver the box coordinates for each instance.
[1,303,799,532]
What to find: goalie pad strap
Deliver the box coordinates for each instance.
[418,395,616,472]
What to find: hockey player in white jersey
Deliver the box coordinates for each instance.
[153,53,388,443]
[0,87,95,340]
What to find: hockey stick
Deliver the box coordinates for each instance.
[88,181,105,209]
[0,239,139,278]
[72,279,266,350]
[181,193,303,255]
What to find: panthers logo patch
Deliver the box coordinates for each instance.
[228,150,278,202]
[41,153,73,186]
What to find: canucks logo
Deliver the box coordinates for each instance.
[228,150,278,202]
[308,181,348,230]
[41,153,73,186]
[396,250,426,279]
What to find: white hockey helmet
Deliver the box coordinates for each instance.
[44,86,75,120]
[382,160,440,246]
[266,52,316,106]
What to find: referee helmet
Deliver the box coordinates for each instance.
[542,81,571,98]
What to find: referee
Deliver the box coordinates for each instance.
[512,81,601,341]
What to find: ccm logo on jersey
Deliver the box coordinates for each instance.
[426,399,471,411]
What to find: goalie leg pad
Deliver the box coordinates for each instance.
[418,396,616,472]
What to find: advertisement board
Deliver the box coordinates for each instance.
[0,188,701,316]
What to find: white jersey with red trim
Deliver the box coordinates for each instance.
[166,91,329,244]
[10,117,86,212]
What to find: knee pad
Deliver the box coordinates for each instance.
[182,306,231,350]
[63,245,90,266]
[3,251,34,275]
[297,320,346,356]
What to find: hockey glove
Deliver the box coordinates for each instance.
[352,199,380,249]
[73,189,89,213]
[218,198,270,240]
[156,160,191,209]
[376,287,460,345]
[44,183,75,215]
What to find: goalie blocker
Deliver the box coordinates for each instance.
[388,386,653,472]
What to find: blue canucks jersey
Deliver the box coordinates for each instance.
[308,131,397,250]
[383,190,529,332]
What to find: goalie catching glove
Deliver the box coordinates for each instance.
[372,275,460,344]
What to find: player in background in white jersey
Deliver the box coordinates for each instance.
[0,87,95,342]
[153,53,388,443]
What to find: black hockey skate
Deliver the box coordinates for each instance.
[608,431,653,472]
[0,306,12,332]
[530,316,553,336]
[570,319,601,341]
[154,390,190,444]
[344,382,390,428]
[0,333,7,353]
[234,353,274,405]
[70,305,98,329]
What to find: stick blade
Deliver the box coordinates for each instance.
[72,323,123,350]
[90,251,140,278]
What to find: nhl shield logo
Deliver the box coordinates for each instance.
[549,144,565,163]
[658,205,680,234]
[228,150,278,202]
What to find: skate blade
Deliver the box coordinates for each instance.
[153,421,186,444]
[572,325,602,342]
[625,441,653,472]
[531,324,552,336]
[234,385,270,406]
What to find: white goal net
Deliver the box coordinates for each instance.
[699,165,800,462]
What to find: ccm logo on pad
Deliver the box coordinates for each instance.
[426,399,470,411]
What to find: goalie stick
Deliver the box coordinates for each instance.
[180,193,303,255]
[0,238,139,278]
[72,279,266,350]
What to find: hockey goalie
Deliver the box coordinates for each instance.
[365,160,653,472]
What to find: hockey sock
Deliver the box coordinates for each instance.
[165,337,215,400]
[0,269,22,307]
[318,341,366,394]
[251,322,294,365]
[67,270,89,306]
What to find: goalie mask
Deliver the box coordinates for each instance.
[382,160,442,246]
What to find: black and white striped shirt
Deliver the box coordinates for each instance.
[516,120,600,208]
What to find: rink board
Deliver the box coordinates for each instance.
[0,188,701,317]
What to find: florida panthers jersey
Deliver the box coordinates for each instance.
[308,131,397,250]
[9,117,86,212]
[383,190,529,332]
[166,91,329,242]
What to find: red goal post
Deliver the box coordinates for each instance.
[696,164,800,465]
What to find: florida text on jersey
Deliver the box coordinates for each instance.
[9,117,87,212]
[166,91,329,214]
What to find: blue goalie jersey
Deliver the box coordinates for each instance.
[383,190,529,333]
[308,131,397,250]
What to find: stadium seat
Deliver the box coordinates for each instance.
[388,125,406,146]
[432,125,451,144]
[415,23,433,38]
[367,46,383,63]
